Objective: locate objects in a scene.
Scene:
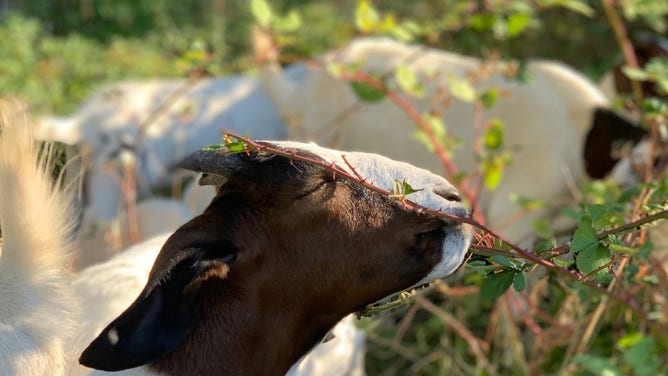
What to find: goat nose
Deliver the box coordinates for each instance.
[434,184,462,203]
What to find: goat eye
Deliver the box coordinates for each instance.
[296,179,334,199]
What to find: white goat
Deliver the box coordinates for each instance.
[79,140,472,374]
[257,37,631,244]
[0,100,77,375]
[36,71,305,266]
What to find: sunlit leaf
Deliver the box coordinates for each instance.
[273,10,302,32]
[622,66,650,81]
[395,65,424,97]
[447,76,476,102]
[481,155,506,190]
[355,0,380,33]
[484,119,504,151]
[202,143,225,151]
[507,13,530,37]
[390,179,423,197]
[479,88,499,109]
[251,0,273,27]
[225,141,247,152]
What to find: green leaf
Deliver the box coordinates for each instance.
[202,143,225,151]
[447,76,476,102]
[224,141,247,152]
[355,0,380,33]
[573,354,623,376]
[480,269,515,301]
[623,337,659,376]
[273,10,302,32]
[506,13,530,37]
[469,14,496,32]
[479,88,499,109]
[577,245,612,283]
[350,81,386,102]
[571,216,598,254]
[513,271,526,291]
[481,154,506,190]
[395,65,424,97]
[622,66,650,81]
[483,119,504,151]
[491,255,514,268]
[390,179,423,197]
[412,114,449,154]
[250,0,273,27]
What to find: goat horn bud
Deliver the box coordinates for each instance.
[180,149,243,185]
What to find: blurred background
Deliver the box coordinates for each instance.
[0,0,663,116]
[1,1,667,375]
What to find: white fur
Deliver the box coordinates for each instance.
[259,37,611,243]
[0,101,77,375]
[36,71,304,265]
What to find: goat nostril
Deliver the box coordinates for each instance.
[435,187,462,202]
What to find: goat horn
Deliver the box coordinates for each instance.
[179,149,243,180]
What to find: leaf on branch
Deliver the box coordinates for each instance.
[389,179,423,198]
[479,88,500,109]
[491,254,515,268]
[225,141,247,152]
[350,80,386,102]
[447,75,477,102]
[571,216,598,254]
[577,245,612,283]
[483,119,504,151]
[480,269,515,301]
[395,65,425,97]
[513,271,526,291]
[202,143,225,151]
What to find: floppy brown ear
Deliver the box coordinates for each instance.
[584,108,647,179]
[79,244,237,371]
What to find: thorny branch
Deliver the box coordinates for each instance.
[221,131,668,335]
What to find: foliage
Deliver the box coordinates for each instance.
[2,0,668,375]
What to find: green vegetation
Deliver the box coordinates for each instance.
[2,0,667,374]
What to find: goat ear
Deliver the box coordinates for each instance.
[79,245,237,371]
[584,108,647,179]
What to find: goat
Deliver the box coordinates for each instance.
[72,231,367,376]
[0,101,371,376]
[256,36,634,244]
[35,71,305,268]
[0,99,77,375]
[79,140,472,375]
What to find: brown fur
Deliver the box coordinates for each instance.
[149,172,445,375]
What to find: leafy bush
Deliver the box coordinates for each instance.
[2,0,667,374]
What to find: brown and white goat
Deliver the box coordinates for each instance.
[80,141,472,375]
